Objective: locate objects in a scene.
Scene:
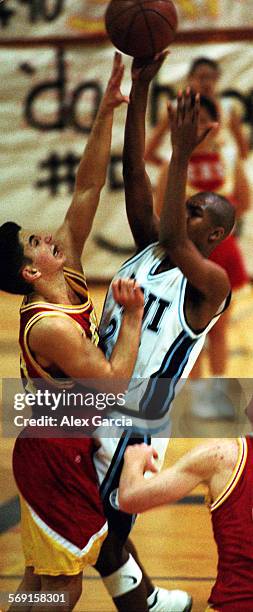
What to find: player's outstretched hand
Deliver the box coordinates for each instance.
[101,52,129,113]
[132,50,169,83]
[168,88,218,158]
[112,278,144,313]
[124,443,159,474]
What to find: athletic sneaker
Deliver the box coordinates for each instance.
[147,586,192,612]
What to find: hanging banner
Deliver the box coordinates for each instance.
[1,42,253,280]
[0,0,253,41]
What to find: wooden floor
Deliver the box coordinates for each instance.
[1,284,253,612]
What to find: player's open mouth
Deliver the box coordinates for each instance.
[52,244,60,257]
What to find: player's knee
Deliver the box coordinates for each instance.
[95,532,128,575]
[102,554,143,599]
[40,572,82,611]
[23,566,41,591]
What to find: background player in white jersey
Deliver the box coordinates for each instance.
[93,56,235,612]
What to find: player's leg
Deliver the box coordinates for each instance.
[8,567,41,612]
[190,313,234,420]
[39,572,83,612]
[95,529,149,612]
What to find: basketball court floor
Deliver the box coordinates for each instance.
[1,283,253,612]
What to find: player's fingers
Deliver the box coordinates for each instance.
[152,447,159,460]
[185,86,192,115]
[177,90,184,125]
[113,51,122,68]
[110,63,124,87]
[167,101,175,129]
[111,278,122,302]
[120,278,135,301]
[148,459,159,474]
[154,49,170,63]
[192,92,200,123]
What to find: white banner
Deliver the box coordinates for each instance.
[1,43,253,279]
[0,0,253,40]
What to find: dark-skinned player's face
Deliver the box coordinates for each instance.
[186,198,215,250]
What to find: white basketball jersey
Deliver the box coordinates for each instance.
[99,242,229,432]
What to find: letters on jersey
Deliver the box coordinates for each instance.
[99,242,229,433]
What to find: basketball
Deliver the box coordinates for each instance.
[105,0,178,58]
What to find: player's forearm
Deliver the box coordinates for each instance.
[123,80,148,175]
[159,151,189,248]
[109,309,143,387]
[119,462,149,513]
[123,80,157,247]
[75,109,113,194]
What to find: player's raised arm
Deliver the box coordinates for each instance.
[56,52,129,267]
[123,54,167,251]
[119,441,222,514]
[28,278,144,394]
[159,90,232,312]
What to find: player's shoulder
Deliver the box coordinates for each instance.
[184,438,237,474]
[119,241,162,272]
[29,311,78,339]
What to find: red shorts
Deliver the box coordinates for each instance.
[13,432,107,574]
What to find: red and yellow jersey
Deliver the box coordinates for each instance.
[14,267,107,556]
[187,150,235,200]
[208,436,253,611]
[19,266,99,390]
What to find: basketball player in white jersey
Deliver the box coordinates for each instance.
[93,56,235,612]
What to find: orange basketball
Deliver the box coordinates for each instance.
[105,0,178,58]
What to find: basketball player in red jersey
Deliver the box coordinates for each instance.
[119,420,253,611]
[0,53,145,612]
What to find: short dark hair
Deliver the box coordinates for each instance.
[188,57,221,77]
[0,222,32,295]
[189,192,235,238]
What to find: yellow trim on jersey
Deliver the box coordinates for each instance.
[21,300,91,314]
[210,437,247,512]
[63,266,87,284]
[20,267,90,313]
[23,311,87,389]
